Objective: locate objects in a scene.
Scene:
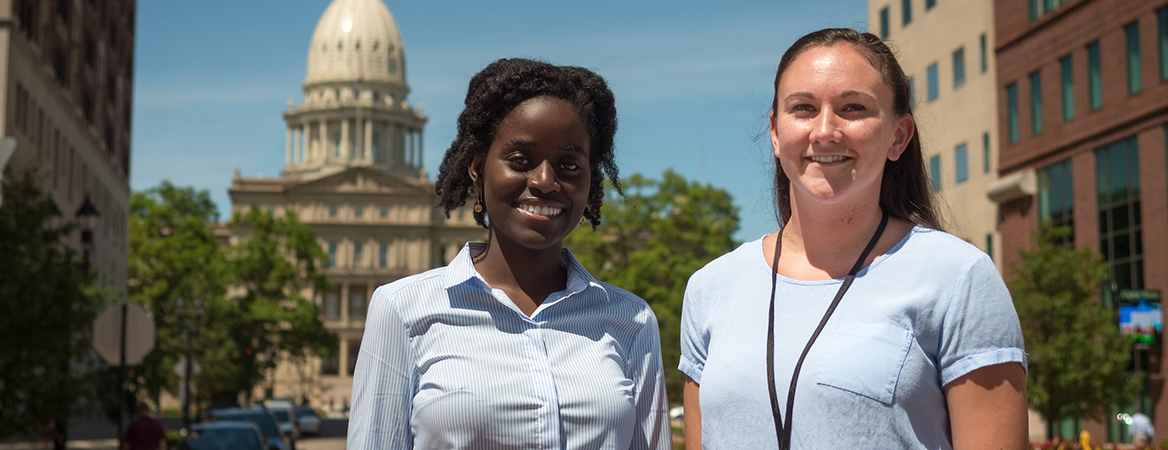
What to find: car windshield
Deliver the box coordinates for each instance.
[214,412,280,437]
[294,407,317,418]
[273,411,289,422]
[188,428,263,450]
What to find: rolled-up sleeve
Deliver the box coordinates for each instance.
[348,286,416,450]
[938,254,1027,387]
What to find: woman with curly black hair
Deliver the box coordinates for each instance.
[348,58,672,450]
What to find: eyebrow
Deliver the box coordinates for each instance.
[783,90,877,102]
[505,139,589,155]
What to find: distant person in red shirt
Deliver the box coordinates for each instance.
[123,403,166,450]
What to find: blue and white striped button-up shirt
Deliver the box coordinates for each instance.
[348,242,672,450]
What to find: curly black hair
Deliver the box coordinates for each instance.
[435,58,621,229]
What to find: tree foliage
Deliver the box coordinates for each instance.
[228,207,336,403]
[566,169,739,402]
[1010,225,1139,425]
[0,171,104,439]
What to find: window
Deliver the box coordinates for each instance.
[952,47,965,88]
[379,244,388,268]
[1060,55,1074,121]
[323,291,340,319]
[372,132,379,160]
[355,206,363,218]
[1088,41,1102,110]
[353,243,363,267]
[348,340,362,375]
[334,132,341,157]
[955,143,968,183]
[1096,136,1143,294]
[929,155,942,191]
[327,242,337,267]
[321,355,339,375]
[1126,22,1141,94]
[1028,0,1039,21]
[908,76,916,107]
[349,288,367,319]
[380,206,389,218]
[1159,7,1168,81]
[1030,71,1043,134]
[982,132,991,173]
[927,63,939,101]
[985,234,994,262]
[979,34,988,73]
[925,0,935,10]
[1007,83,1019,143]
[1038,159,1075,243]
[902,0,912,26]
[329,205,338,217]
[880,7,890,39]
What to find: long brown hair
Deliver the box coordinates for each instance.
[770,28,941,229]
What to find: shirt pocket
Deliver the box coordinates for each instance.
[815,319,913,404]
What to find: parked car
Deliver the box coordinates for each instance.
[208,408,291,450]
[260,400,300,441]
[293,405,321,436]
[182,421,270,450]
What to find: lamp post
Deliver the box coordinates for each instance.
[177,297,203,431]
[51,196,98,450]
[74,196,102,448]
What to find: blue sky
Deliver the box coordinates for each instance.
[131,0,868,241]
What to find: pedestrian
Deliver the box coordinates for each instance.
[346,58,671,449]
[1130,407,1154,447]
[679,28,1028,449]
[123,403,166,450]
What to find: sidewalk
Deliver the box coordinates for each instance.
[0,440,118,450]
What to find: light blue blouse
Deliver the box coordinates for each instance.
[349,242,672,450]
[680,227,1026,449]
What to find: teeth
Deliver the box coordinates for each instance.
[810,155,847,163]
[519,204,562,216]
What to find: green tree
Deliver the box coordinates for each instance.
[1010,225,1139,434]
[128,182,240,409]
[0,171,104,441]
[228,207,336,403]
[566,169,739,402]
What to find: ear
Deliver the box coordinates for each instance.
[769,111,782,159]
[468,153,485,190]
[887,114,915,162]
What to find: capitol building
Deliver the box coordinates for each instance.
[227,0,483,407]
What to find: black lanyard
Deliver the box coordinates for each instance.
[766,210,888,450]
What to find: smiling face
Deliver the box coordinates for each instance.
[771,43,914,212]
[470,96,591,254]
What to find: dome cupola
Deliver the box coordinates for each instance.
[304,0,406,89]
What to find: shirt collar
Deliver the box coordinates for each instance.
[441,242,598,297]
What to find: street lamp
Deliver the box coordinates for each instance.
[177,297,203,431]
[74,194,99,271]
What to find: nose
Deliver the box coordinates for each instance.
[809,108,843,144]
[528,160,560,193]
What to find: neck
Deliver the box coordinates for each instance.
[472,231,567,315]
[776,197,887,279]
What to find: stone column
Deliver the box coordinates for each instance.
[340,282,350,323]
[364,120,373,162]
[340,120,350,161]
[418,130,424,169]
[299,125,308,164]
[319,121,328,163]
[285,127,293,166]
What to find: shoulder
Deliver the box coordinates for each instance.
[688,237,764,286]
[588,279,658,324]
[896,227,992,270]
[372,266,447,303]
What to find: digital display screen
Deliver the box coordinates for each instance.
[1119,300,1162,344]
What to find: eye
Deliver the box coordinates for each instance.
[842,103,868,112]
[560,160,581,171]
[791,103,816,113]
[505,154,530,166]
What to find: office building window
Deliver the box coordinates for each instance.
[1096,136,1143,293]
[980,34,988,73]
[1029,0,1039,21]
[380,206,389,218]
[1030,71,1043,134]
[925,0,935,10]
[1126,22,1141,94]
[354,206,363,218]
[982,132,991,173]
[323,291,340,319]
[327,242,337,268]
[927,63,939,101]
[1088,41,1102,110]
[902,0,912,26]
[985,234,994,262]
[353,243,363,267]
[1038,159,1075,243]
[350,288,367,319]
[880,7,890,39]
[953,47,965,88]
[379,243,388,268]
[955,143,968,183]
[908,76,916,107]
[1007,83,1019,143]
[1159,7,1168,81]
[372,132,379,160]
[329,205,337,217]
[1060,55,1074,121]
[929,155,942,191]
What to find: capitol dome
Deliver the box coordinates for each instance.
[304,0,406,88]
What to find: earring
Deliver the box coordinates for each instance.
[473,191,484,213]
[579,216,585,224]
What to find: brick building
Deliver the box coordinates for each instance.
[992,0,1168,442]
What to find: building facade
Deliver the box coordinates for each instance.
[227,0,483,409]
[0,0,135,292]
[867,0,1004,268]
[993,0,1168,442]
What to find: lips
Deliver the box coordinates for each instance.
[807,155,851,163]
